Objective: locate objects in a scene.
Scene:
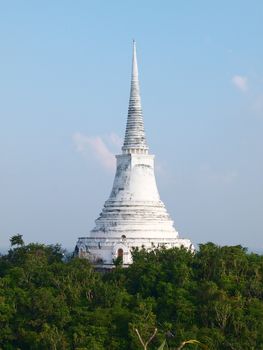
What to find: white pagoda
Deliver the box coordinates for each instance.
[75,41,193,267]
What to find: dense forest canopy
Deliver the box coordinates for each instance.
[1,237,263,350]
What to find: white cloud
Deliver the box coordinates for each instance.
[155,159,166,176]
[106,132,123,148]
[72,132,116,172]
[232,75,248,92]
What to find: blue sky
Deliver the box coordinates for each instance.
[0,1,262,250]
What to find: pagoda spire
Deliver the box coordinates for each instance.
[122,40,149,154]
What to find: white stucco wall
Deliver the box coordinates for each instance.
[76,152,193,267]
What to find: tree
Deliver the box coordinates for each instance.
[135,327,157,350]
[1,238,263,349]
[10,234,24,247]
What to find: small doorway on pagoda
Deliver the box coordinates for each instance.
[116,248,124,265]
[117,248,124,259]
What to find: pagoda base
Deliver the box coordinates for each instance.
[75,236,193,268]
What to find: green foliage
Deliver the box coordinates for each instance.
[10,234,24,247]
[1,240,263,349]
[113,256,123,267]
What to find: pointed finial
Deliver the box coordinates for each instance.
[132,39,138,80]
[132,39,136,52]
[122,41,148,154]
